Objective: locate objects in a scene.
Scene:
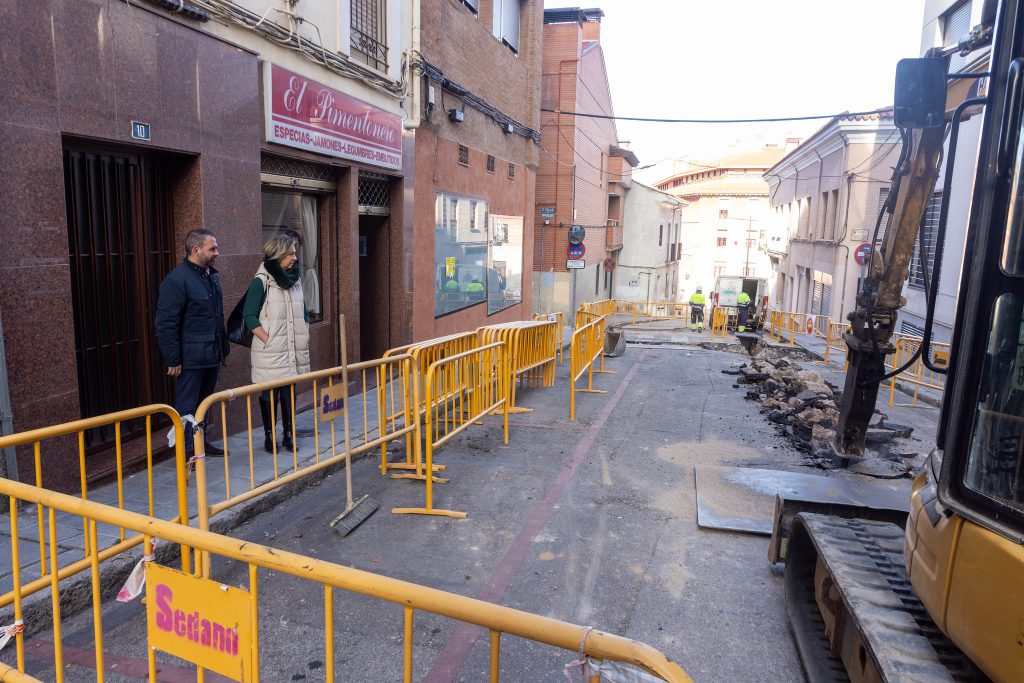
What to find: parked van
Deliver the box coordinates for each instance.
[712,276,769,329]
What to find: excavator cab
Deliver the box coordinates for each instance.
[783,1,1024,680]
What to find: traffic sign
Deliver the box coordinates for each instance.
[568,224,586,244]
[854,243,872,265]
[567,242,586,259]
[566,259,586,270]
[806,318,814,334]
[602,257,616,271]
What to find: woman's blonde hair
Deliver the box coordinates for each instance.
[263,233,299,262]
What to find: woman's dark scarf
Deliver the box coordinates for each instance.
[264,257,301,289]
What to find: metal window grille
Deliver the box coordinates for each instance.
[261,153,336,182]
[351,0,389,72]
[358,171,391,215]
[901,320,925,337]
[508,162,516,180]
[458,145,469,166]
[875,187,890,248]
[909,192,942,288]
[486,155,495,173]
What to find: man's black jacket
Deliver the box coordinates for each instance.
[155,259,230,369]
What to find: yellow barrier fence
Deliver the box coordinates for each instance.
[823,321,850,368]
[193,355,416,537]
[709,307,728,338]
[394,341,510,518]
[533,311,566,363]
[379,331,480,481]
[583,299,617,316]
[570,314,614,422]
[576,307,603,329]
[0,405,191,615]
[812,315,830,338]
[479,320,558,413]
[0,477,691,682]
[888,336,950,407]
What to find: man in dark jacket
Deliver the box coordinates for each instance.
[156,228,230,455]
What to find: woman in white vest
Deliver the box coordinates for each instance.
[243,234,311,452]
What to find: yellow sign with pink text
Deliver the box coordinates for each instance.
[146,563,253,681]
[319,382,346,422]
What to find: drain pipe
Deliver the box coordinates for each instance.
[403,0,422,130]
[0,311,19,481]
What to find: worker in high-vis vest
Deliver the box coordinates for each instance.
[736,291,752,332]
[689,286,706,332]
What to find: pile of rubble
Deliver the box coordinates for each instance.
[724,357,913,467]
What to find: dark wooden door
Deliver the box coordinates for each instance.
[63,146,174,449]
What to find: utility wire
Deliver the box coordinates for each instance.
[541,107,891,124]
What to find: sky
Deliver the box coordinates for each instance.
[541,0,928,183]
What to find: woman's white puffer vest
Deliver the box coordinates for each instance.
[250,263,311,383]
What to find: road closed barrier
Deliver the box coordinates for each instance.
[570,314,614,422]
[478,320,558,412]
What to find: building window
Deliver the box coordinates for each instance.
[719,209,729,220]
[488,216,524,313]
[486,154,496,173]
[351,0,389,72]
[261,191,323,322]
[458,145,469,166]
[492,0,523,53]
[508,162,516,180]
[713,263,726,279]
[743,266,757,277]
[908,192,942,289]
[811,270,832,316]
[435,192,489,316]
[819,191,829,240]
[461,0,479,14]
[900,320,925,338]
[659,225,663,246]
[745,239,756,249]
[829,188,839,240]
[943,1,973,73]
[716,237,727,247]
[875,187,891,248]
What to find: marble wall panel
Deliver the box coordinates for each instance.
[0,1,60,130]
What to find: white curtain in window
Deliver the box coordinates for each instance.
[301,196,321,315]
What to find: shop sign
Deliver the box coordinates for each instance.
[264,62,402,171]
[146,564,252,681]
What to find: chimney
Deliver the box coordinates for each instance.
[581,8,602,41]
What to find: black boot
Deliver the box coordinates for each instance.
[259,395,275,453]
[279,387,295,451]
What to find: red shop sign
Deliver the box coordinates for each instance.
[264,63,403,171]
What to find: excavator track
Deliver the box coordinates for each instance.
[784,513,987,683]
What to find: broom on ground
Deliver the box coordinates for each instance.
[329,314,379,535]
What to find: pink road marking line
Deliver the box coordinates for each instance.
[423,353,645,682]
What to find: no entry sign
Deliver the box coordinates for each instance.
[854,243,872,265]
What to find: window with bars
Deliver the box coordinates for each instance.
[351,0,389,72]
[908,192,942,289]
[900,320,925,338]
[458,145,469,166]
[486,155,495,173]
[716,237,727,247]
[508,162,516,180]
[713,264,726,278]
[875,187,890,248]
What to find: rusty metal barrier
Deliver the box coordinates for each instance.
[378,332,480,482]
[0,406,191,616]
[393,342,510,518]
[709,307,729,338]
[888,336,949,407]
[570,315,614,422]
[533,311,566,363]
[192,356,416,537]
[479,321,558,413]
[0,477,691,682]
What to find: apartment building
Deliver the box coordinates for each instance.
[614,184,685,303]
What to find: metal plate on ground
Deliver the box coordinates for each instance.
[694,465,911,536]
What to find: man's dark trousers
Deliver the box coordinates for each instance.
[175,367,219,452]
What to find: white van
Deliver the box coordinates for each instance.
[712,276,769,329]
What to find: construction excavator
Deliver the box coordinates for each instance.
[777,0,1024,680]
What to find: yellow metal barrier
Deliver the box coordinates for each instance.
[812,315,830,338]
[394,342,510,518]
[823,321,850,368]
[533,311,566,363]
[583,299,617,316]
[888,336,949,407]
[709,307,728,338]
[576,307,603,329]
[570,315,613,422]
[0,405,191,613]
[0,477,691,682]
[379,331,480,481]
[479,320,558,412]
[193,355,417,536]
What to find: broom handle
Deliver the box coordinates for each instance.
[340,314,354,508]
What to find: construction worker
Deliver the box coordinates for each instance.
[736,291,752,332]
[689,286,706,332]
[466,277,484,297]
[444,275,460,291]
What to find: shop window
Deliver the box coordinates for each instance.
[488,216,523,313]
[435,192,489,316]
[261,191,323,321]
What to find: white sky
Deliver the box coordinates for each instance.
[542,0,928,183]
